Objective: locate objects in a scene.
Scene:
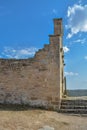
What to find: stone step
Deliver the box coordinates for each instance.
[61,103,87,106]
[59,109,87,114]
[60,99,87,114]
[61,100,87,105]
[61,105,87,109]
[61,99,87,102]
[62,99,87,102]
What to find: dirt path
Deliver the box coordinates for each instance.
[0,109,87,130]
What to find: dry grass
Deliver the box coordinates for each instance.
[0,108,87,130]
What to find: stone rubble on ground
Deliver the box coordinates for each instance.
[38,125,54,130]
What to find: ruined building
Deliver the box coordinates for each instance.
[0,18,65,110]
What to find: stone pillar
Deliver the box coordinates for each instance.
[64,76,67,95]
[54,18,63,36]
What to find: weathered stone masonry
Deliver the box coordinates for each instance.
[0,18,65,110]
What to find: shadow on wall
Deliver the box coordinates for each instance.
[67,90,87,97]
[0,104,47,111]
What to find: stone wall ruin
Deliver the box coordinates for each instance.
[0,18,64,110]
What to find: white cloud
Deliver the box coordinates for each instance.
[63,46,70,53]
[1,47,38,59]
[64,71,79,76]
[52,9,57,14]
[84,56,87,60]
[78,0,82,4]
[73,38,86,44]
[66,4,87,38]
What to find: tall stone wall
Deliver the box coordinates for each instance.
[0,18,64,110]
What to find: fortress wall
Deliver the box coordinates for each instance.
[0,36,61,110]
[0,18,64,110]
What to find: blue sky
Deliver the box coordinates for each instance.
[0,0,87,90]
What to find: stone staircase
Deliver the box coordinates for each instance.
[59,99,87,114]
